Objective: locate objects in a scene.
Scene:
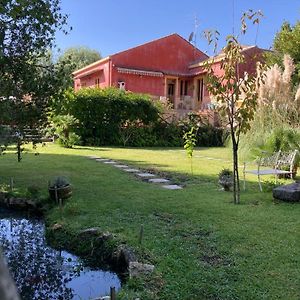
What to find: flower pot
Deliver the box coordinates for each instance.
[48,184,72,202]
[218,175,233,191]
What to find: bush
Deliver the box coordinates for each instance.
[264,127,300,153]
[48,114,80,148]
[68,88,160,145]
[54,89,227,148]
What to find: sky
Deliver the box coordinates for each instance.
[55,0,300,57]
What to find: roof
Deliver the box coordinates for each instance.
[189,45,258,68]
[110,33,208,60]
[72,33,208,77]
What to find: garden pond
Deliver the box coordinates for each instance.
[0,208,121,299]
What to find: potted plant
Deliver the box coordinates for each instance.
[218,168,233,191]
[48,176,72,202]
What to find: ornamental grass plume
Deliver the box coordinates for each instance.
[240,54,300,159]
[256,54,296,111]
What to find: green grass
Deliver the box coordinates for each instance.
[0,143,299,299]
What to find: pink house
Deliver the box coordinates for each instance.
[73,33,264,119]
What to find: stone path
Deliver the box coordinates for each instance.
[86,155,183,190]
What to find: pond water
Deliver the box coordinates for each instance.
[0,208,121,300]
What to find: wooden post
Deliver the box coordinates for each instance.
[59,197,63,218]
[138,225,144,245]
[54,186,58,205]
[110,286,116,300]
[9,178,14,192]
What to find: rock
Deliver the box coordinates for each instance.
[8,198,27,209]
[129,262,154,278]
[136,173,155,178]
[161,184,183,190]
[79,227,102,236]
[112,245,137,268]
[273,182,300,202]
[96,232,114,243]
[123,168,139,173]
[26,199,37,208]
[52,223,63,231]
[0,192,8,201]
[148,178,170,183]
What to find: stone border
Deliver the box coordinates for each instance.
[47,225,154,280]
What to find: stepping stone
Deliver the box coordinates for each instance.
[136,173,155,178]
[148,178,170,183]
[123,168,140,173]
[162,185,183,190]
[114,164,129,168]
[86,155,101,159]
[103,161,116,164]
[95,158,109,162]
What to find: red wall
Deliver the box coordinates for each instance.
[111,69,165,96]
[74,60,111,91]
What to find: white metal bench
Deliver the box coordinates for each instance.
[243,150,299,191]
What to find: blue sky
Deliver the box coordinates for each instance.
[56,0,300,57]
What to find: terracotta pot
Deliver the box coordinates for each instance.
[48,184,72,202]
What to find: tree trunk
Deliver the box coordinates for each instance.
[231,130,240,204]
[17,139,21,163]
[0,250,20,300]
[233,142,240,204]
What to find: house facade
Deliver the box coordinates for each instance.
[73,34,264,119]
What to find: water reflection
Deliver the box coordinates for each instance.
[0,209,120,300]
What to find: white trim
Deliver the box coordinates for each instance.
[72,57,110,75]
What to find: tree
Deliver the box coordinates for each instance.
[203,10,264,204]
[0,0,68,99]
[0,0,69,160]
[57,46,102,88]
[265,21,300,85]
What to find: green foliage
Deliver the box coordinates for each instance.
[1,144,299,299]
[0,0,69,99]
[27,184,41,199]
[49,176,70,189]
[0,0,70,160]
[183,127,197,174]
[183,127,197,159]
[48,114,80,148]
[265,21,300,84]
[179,113,227,147]
[65,88,160,145]
[57,46,102,88]
[241,124,300,161]
[218,168,233,178]
[119,121,183,147]
[203,10,264,203]
[263,128,300,153]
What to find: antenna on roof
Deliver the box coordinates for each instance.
[232,0,235,35]
[188,32,194,43]
[188,16,199,48]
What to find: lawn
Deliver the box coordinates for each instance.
[0,143,299,299]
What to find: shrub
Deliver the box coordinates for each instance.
[54,88,227,148]
[264,127,300,153]
[68,88,160,145]
[48,114,80,148]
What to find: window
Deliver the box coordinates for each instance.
[197,78,204,102]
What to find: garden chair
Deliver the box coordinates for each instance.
[243,150,299,192]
